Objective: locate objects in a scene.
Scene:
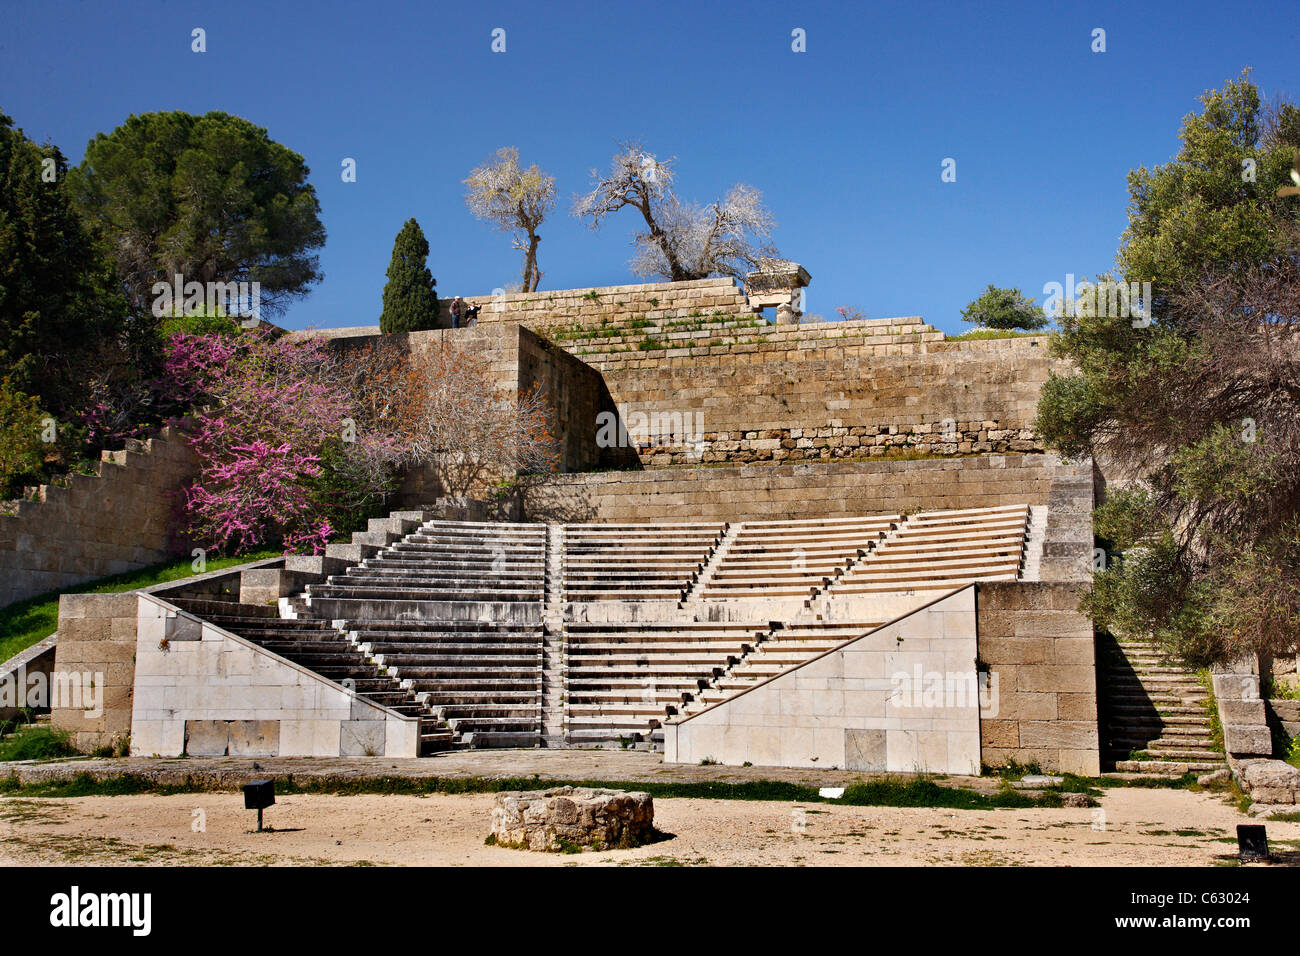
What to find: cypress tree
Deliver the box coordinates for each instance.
[379,218,439,333]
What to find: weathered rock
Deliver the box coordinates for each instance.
[1269,699,1300,723]
[1061,792,1095,808]
[1239,759,1300,805]
[1014,774,1064,789]
[1223,723,1273,756]
[489,786,654,851]
[1218,698,1266,725]
[1196,769,1231,787]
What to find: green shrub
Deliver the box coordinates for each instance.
[0,724,78,762]
[0,377,48,499]
[158,307,242,340]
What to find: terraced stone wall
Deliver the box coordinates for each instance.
[441,276,751,337]
[526,454,1080,525]
[0,428,198,609]
[581,326,1057,467]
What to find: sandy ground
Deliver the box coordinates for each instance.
[2,786,1296,867]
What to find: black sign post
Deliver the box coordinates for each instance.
[1236,824,1269,862]
[243,779,276,832]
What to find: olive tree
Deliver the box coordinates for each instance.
[572,140,779,281]
[464,147,556,292]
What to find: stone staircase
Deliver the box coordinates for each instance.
[1019,505,1048,581]
[357,619,543,748]
[680,522,738,604]
[561,522,726,602]
[159,504,1043,757]
[541,524,567,746]
[305,519,547,610]
[563,621,769,747]
[1102,634,1225,774]
[309,519,547,748]
[681,620,885,714]
[169,597,454,755]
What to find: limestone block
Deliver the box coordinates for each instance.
[340,719,387,756]
[185,719,232,756]
[1218,698,1267,725]
[1268,699,1300,723]
[1017,720,1099,750]
[227,720,280,756]
[1015,665,1095,694]
[1223,723,1273,756]
[490,787,654,851]
[1212,673,1260,701]
[1240,759,1300,798]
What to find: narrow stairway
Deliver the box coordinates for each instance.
[1101,634,1225,774]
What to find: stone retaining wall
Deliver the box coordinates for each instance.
[450,277,750,335]
[525,454,1075,525]
[48,593,140,753]
[307,322,635,505]
[0,427,199,609]
[49,560,282,752]
[129,594,418,758]
[592,337,1054,467]
[665,587,982,773]
[975,581,1100,774]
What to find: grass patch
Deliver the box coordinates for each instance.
[0,725,79,762]
[1092,773,1200,790]
[945,329,1051,342]
[0,550,279,663]
[0,772,1070,809]
[840,778,1067,810]
[984,759,1042,780]
[0,769,1183,809]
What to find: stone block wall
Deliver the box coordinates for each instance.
[0,427,199,609]
[49,593,141,753]
[525,454,1071,525]
[309,322,635,505]
[129,594,419,758]
[588,335,1055,467]
[1212,662,1274,757]
[446,277,751,335]
[975,581,1100,774]
[298,285,1066,472]
[665,587,981,773]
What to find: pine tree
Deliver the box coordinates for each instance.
[379,218,439,333]
[0,111,124,416]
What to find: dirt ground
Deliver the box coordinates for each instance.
[2,785,1296,867]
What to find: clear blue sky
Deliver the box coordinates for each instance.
[2,0,1296,333]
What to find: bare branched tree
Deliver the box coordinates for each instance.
[464,147,556,292]
[572,140,779,281]
[396,345,558,498]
